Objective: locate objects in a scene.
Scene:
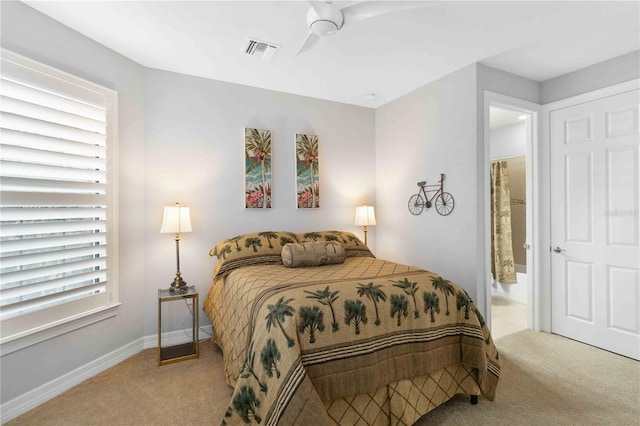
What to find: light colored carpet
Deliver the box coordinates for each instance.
[6,339,232,425]
[7,330,640,425]
[416,329,640,425]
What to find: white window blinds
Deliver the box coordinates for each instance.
[0,49,118,343]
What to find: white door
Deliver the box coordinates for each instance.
[550,89,639,360]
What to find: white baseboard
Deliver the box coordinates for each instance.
[491,286,527,305]
[491,271,528,305]
[0,338,143,424]
[1,325,212,424]
[143,325,213,349]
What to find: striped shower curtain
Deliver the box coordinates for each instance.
[491,161,517,283]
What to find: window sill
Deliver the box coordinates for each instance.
[0,303,121,356]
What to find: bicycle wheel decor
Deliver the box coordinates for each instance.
[435,192,455,216]
[407,174,455,216]
[408,194,425,215]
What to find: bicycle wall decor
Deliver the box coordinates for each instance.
[408,173,455,216]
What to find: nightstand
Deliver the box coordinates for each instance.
[157,286,199,366]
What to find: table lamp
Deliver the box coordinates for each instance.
[354,204,376,246]
[160,202,192,293]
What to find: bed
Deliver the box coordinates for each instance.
[204,230,500,425]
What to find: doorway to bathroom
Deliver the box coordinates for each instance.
[488,104,531,339]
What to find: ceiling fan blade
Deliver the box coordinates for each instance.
[341,1,431,26]
[296,32,320,55]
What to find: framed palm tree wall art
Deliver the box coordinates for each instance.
[295,133,320,208]
[245,128,272,208]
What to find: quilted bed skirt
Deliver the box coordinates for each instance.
[324,364,479,425]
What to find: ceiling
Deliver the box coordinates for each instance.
[22,1,640,108]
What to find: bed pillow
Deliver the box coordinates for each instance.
[209,231,298,278]
[295,230,374,258]
[281,241,345,267]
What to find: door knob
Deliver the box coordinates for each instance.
[552,247,565,253]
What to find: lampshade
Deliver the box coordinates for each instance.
[160,203,193,234]
[354,205,376,226]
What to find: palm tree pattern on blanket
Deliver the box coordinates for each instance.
[222,277,489,425]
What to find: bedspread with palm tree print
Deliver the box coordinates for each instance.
[205,257,501,425]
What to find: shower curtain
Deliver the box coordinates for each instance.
[491,160,517,283]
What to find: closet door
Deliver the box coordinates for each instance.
[550,88,639,360]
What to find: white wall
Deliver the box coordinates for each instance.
[0,1,376,406]
[490,122,526,160]
[142,68,375,336]
[541,50,640,104]
[2,0,639,416]
[375,64,479,299]
[374,63,541,313]
[1,1,146,403]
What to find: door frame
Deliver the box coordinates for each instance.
[483,91,541,332]
[541,78,640,335]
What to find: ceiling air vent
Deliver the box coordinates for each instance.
[244,38,280,61]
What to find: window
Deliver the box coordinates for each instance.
[0,49,119,352]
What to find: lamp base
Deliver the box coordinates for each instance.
[169,275,188,294]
